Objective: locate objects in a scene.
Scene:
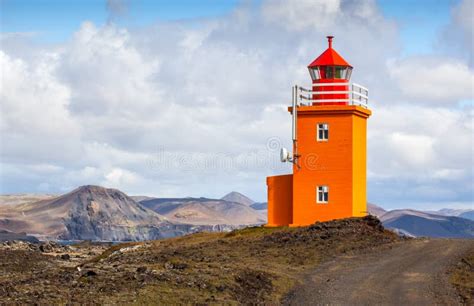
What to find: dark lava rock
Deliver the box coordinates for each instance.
[136,266,147,273]
[164,262,188,270]
[84,270,97,277]
[39,242,61,253]
[363,215,384,231]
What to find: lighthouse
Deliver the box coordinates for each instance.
[267,36,372,227]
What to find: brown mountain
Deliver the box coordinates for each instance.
[0,186,196,241]
[140,197,265,226]
[221,191,255,206]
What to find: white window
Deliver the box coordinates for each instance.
[317,123,329,141]
[317,186,329,203]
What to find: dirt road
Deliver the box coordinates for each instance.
[284,239,474,305]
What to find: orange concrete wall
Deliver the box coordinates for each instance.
[266,174,293,226]
[352,114,368,217]
[291,105,371,226]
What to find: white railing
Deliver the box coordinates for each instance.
[293,82,369,108]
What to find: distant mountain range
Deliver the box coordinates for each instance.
[434,208,474,221]
[138,196,265,225]
[0,186,472,241]
[459,211,474,221]
[0,187,264,241]
[368,204,474,238]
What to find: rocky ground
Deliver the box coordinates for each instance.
[0,216,397,304]
[0,216,471,304]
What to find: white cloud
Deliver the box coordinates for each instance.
[388,56,474,104]
[369,105,472,178]
[262,0,342,31]
[61,22,163,118]
[0,0,472,210]
[368,105,473,207]
[0,50,82,164]
[103,168,138,186]
[388,132,435,167]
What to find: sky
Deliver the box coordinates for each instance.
[0,0,473,210]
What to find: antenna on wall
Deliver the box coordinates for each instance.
[280,85,300,166]
[292,85,297,142]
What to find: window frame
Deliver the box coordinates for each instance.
[317,186,329,204]
[308,67,321,81]
[317,123,329,141]
[345,67,353,80]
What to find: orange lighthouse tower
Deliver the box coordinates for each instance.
[267,36,372,227]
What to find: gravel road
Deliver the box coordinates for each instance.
[284,239,474,305]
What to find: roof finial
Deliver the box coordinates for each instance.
[327,36,334,48]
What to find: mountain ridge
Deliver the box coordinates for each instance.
[368,206,474,238]
[140,197,265,226]
[1,187,472,240]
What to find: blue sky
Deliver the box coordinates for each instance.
[379,0,459,55]
[0,0,472,210]
[1,0,240,41]
[1,0,460,54]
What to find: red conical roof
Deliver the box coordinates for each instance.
[308,36,352,68]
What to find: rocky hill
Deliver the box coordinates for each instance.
[0,186,206,241]
[221,191,255,206]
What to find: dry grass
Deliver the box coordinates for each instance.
[450,251,474,304]
[0,216,400,304]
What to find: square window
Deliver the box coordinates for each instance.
[325,66,334,79]
[317,186,329,204]
[317,123,329,141]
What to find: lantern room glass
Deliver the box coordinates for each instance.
[308,66,352,81]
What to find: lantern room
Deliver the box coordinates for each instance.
[306,36,354,105]
[307,36,353,82]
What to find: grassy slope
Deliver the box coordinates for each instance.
[84,216,399,304]
[450,252,474,304]
[0,216,401,304]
